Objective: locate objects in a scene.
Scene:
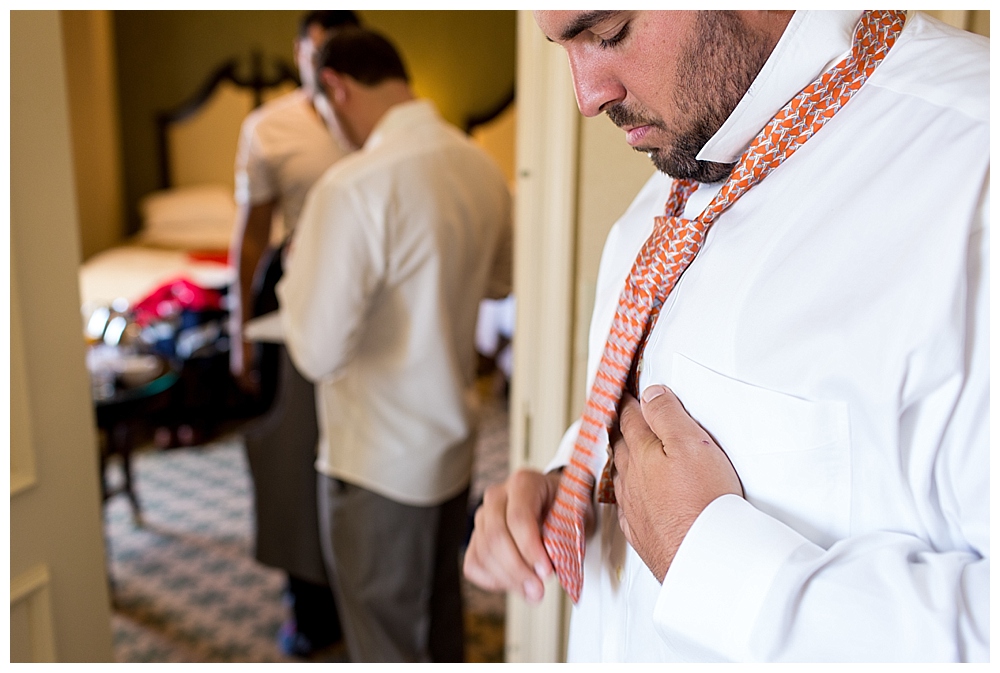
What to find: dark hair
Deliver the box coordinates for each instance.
[317,26,410,86]
[298,10,360,39]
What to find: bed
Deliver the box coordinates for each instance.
[81,53,299,307]
[80,52,299,443]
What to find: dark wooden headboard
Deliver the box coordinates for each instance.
[155,53,516,191]
[155,51,299,190]
[464,89,515,134]
[466,88,517,186]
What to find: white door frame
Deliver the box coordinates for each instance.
[9,10,114,662]
[503,10,579,663]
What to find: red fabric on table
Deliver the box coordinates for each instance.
[132,277,224,326]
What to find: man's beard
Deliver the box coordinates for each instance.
[607,11,775,183]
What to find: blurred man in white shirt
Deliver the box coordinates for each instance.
[278,27,512,662]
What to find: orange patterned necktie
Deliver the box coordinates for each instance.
[542,10,907,604]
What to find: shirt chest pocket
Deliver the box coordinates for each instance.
[668,353,851,548]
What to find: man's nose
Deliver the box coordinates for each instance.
[568,54,626,118]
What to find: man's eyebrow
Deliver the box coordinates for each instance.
[552,10,623,42]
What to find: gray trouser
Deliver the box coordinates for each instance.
[318,475,468,662]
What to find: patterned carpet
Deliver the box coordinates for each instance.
[103,373,509,663]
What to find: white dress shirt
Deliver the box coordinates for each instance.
[277,100,512,507]
[551,11,989,662]
[234,88,347,237]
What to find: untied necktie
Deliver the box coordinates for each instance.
[541,10,907,604]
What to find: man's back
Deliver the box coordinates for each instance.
[322,100,510,386]
[235,88,346,237]
[279,99,512,507]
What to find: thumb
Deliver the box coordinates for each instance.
[639,384,700,443]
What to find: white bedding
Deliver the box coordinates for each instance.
[135,184,237,251]
[79,244,235,308]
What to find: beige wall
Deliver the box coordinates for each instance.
[10,10,114,662]
[61,10,126,261]
[570,118,656,416]
[359,10,516,129]
[925,9,990,36]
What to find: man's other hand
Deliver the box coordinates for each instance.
[612,386,743,582]
[230,337,260,396]
[463,468,562,603]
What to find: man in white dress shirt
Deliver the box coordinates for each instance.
[277,27,512,662]
[463,11,988,662]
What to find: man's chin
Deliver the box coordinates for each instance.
[633,144,667,166]
[633,145,680,177]
[634,145,734,184]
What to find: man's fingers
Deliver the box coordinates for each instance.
[506,471,556,580]
[483,481,542,588]
[463,470,555,603]
[610,424,629,481]
[639,384,744,498]
[464,497,527,592]
[465,487,533,595]
[618,393,662,457]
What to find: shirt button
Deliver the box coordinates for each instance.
[616,565,624,582]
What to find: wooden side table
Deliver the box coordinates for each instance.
[92,353,179,525]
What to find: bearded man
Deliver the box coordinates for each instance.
[464,11,988,662]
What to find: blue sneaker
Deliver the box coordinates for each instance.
[278,619,315,657]
[278,618,341,658]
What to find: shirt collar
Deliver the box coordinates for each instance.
[364,98,439,151]
[696,10,863,165]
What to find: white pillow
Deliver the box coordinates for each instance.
[137,184,236,251]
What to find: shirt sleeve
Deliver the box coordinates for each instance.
[234,115,277,207]
[276,174,384,382]
[485,206,514,300]
[652,179,990,663]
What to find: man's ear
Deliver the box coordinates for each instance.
[319,68,349,105]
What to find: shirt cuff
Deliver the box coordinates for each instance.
[653,494,822,661]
